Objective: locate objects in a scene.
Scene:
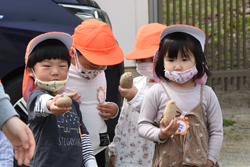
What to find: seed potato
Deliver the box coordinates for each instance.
[120,72,133,89]
[56,95,72,108]
[163,100,177,126]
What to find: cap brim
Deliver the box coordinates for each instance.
[125,47,158,60]
[160,25,206,51]
[78,45,124,66]
[29,32,72,55]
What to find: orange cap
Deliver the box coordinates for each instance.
[125,23,167,60]
[72,19,124,66]
[22,32,72,102]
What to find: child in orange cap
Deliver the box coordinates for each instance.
[23,32,97,167]
[63,19,124,167]
[138,25,222,167]
[108,23,167,167]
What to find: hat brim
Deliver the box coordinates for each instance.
[125,47,158,60]
[76,45,124,66]
[29,32,72,55]
[160,25,206,51]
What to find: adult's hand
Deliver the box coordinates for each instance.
[2,116,36,166]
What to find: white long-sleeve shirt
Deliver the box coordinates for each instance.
[137,81,223,164]
[64,64,115,155]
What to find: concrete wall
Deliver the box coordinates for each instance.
[94,0,149,67]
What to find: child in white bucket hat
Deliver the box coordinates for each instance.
[138,24,222,167]
[23,32,97,167]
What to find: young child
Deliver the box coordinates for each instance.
[137,25,223,167]
[108,23,167,167]
[22,32,97,167]
[63,19,124,167]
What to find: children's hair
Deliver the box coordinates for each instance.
[155,32,211,81]
[27,39,71,68]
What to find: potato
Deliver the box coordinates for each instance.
[120,72,133,88]
[56,95,72,107]
[163,100,177,126]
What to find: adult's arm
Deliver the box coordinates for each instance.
[0,84,18,129]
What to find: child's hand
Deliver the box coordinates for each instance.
[65,92,81,104]
[47,95,72,115]
[97,102,118,119]
[109,155,115,167]
[159,118,179,140]
[118,85,138,101]
[204,159,214,167]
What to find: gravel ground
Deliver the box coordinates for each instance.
[215,85,250,167]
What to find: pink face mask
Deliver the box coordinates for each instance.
[153,50,208,84]
[164,65,198,84]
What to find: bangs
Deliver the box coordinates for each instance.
[27,39,71,68]
[164,32,195,60]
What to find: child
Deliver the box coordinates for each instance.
[22,32,97,167]
[137,25,223,167]
[108,23,167,167]
[63,19,124,167]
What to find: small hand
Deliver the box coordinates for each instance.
[159,118,179,140]
[118,85,138,101]
[65,92,81,104]
[204,160,214,167]
[47,95,72,115]
[109,155,115,167]
[97,102,118,119]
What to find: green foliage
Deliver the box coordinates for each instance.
[162,0,250,71]
[223,118,235,126]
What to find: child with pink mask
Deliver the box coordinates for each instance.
[138,25,223,167]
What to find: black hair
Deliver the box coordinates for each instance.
[134,57,154,64]
[155,32,211,81]
[27,39,71,68]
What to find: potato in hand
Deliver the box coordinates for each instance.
[163,100,177,126]
[120,72,133,88]
[56,95,72,107]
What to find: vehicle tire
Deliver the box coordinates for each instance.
[3,74,29,125]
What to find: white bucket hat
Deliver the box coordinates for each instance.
[160,24,206,51]
[23,32,72,102]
